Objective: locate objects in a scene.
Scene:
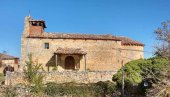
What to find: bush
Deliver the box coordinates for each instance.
[4,86,18,97]
[112,57,169,95]
[112,59,144,87]
[44,82,59,96]
[94,81,116,97]
[45,81,116,97]
[140,57,168,79]
[24,54,45,96]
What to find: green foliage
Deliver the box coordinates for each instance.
[140,57,169,80]
[0,73,5,84]
[113,57,169,90]
[24,54,43,83]
[45,82,94,97]
[0,73,3,77]
[94,81,116,97]
[4,86,17,97]
[30,74,45,95]
[45,81,116,97]
[44,82,59,96]
[24,54,45,96]
[113,59,143,87]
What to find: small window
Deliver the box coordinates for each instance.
[44,43,49,49]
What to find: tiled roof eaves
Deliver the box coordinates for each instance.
[55,47,87,55]
[27,36,121,41]
[26,33,144,46]
[116,36,144,46]
[0,54,19,60]
[2,57,19,60]
[122,43,145,46]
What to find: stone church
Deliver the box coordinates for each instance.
[20,16,144,72]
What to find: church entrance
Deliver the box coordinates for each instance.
[65,56,75,70]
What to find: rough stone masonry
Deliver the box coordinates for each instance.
[12,16,144,84]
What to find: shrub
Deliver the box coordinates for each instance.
[24,54,45,96]
[113,59,144,87]
[112,57,169,95]
[94,81,116,96]
[139,57,169,82]
[45,81,116,97]
[4,86,17,97]
[44,82,59,96]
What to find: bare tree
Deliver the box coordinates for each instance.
[154,20,170,58]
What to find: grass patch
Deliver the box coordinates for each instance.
[0,73,4,77]
[0,73,5,84]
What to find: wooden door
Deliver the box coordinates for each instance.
[65,56,75,70]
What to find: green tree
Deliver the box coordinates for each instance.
[112,57,169,94]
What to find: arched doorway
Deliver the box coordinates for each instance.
[65,56,75,70]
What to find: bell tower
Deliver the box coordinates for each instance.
[29,19,46,35]
[23,16,46,37]
[20,16,47,71]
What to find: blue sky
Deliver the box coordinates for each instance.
[0,0,170,58]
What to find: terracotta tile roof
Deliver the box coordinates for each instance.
[29,20,45,22]
[116,36,144,46]
[27,32,144,46]
[0,53,19,60]
[27,33,120,41]
[55,47,87,55]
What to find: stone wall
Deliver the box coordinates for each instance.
[21,38,122,71]
[121,45,144,64]
[8,71,116,85]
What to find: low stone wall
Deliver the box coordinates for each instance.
[7,71,116,85]
[44,71,116,83]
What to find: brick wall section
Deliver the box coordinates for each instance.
[29,26,43,35]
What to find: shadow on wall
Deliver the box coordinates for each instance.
[45,55,65,71]
[45,55,83,71]
[46,55,56,71]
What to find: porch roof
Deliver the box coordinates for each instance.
[55,47,87,55]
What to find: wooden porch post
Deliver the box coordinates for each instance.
[55,54,58,70]
[84,55,86,71]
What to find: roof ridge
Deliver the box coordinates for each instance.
[27,32,144,46]
[116,36,144,46]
